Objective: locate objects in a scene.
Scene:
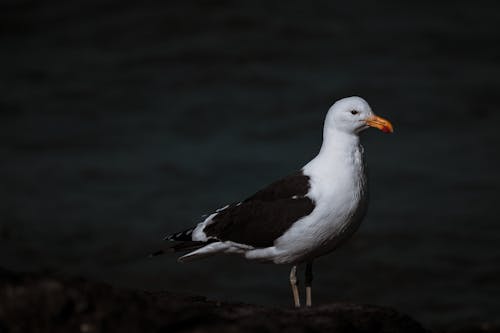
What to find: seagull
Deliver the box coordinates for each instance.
[157,96,393,308]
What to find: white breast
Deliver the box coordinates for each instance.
[270,143,368,264]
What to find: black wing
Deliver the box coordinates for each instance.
[203,170,315,247]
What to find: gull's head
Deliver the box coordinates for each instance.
[324,96,393,135]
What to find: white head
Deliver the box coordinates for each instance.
[324,96,393,135]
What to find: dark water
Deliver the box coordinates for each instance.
[1,0,499,328]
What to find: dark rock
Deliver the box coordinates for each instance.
[0,268,430,333]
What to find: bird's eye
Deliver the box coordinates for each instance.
[350,110,358,115]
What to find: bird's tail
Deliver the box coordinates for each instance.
[163,227,196,242]
[149,241,208,257]
[149,227,211,258]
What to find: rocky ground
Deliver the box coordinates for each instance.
[0,267,429,333]
[0,268,496,333]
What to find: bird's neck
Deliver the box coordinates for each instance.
[306,129,364,174]
[320,129,361,158]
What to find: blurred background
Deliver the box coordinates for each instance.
[1,0,499,329]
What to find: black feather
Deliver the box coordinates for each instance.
[203,170,315,247]
[150,240,216,257]
[163,227,195,242]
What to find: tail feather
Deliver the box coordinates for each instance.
[177,241,230,263]
[150,241,210,256]
[163,227,195,241]
[151,226,217,258]
[170,241,211,252]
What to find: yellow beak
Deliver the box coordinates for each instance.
[366,115,394,133]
